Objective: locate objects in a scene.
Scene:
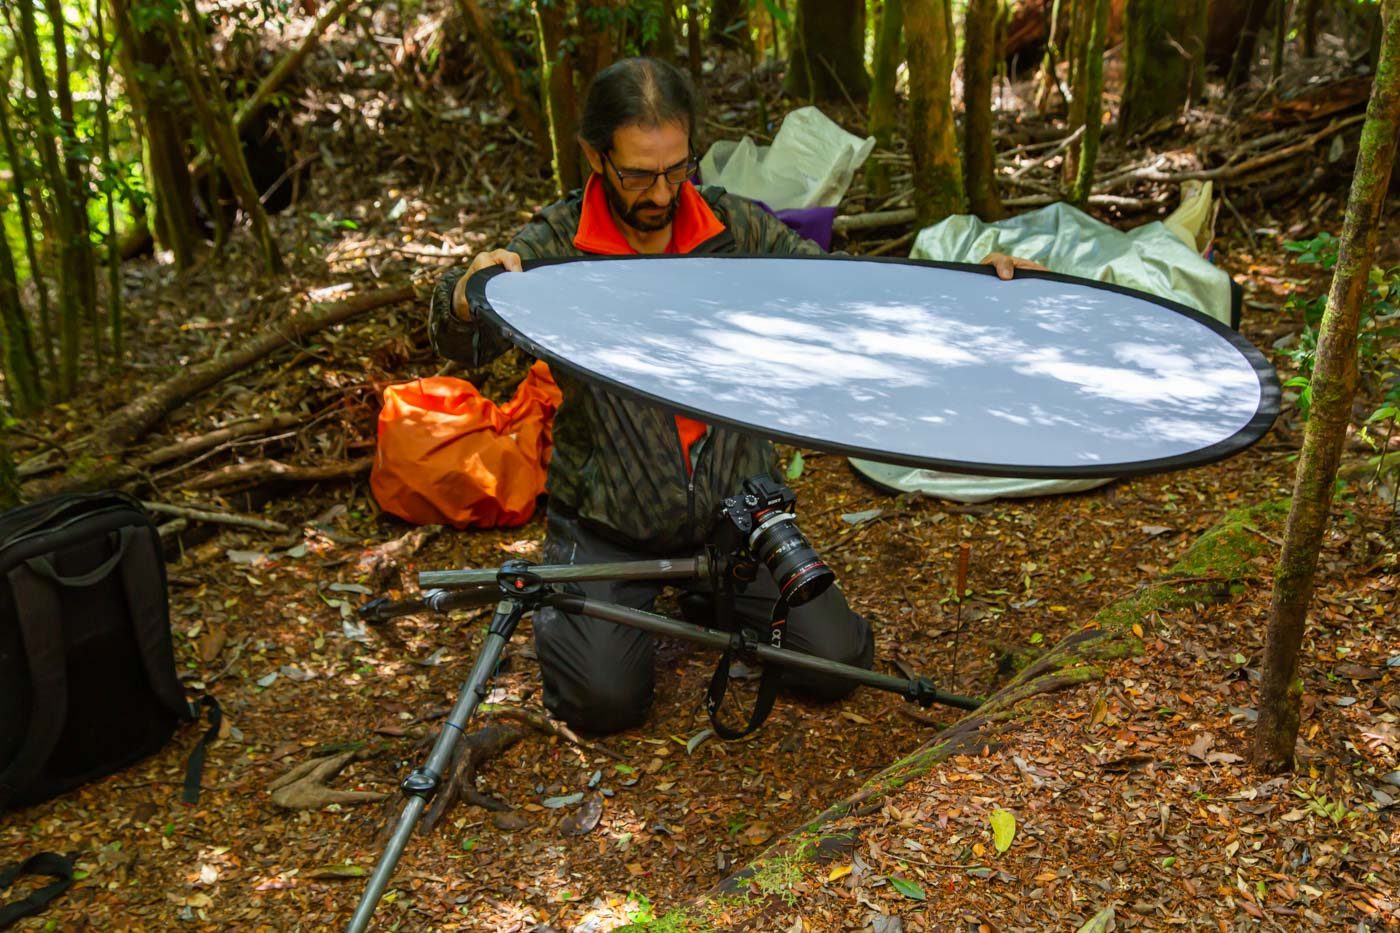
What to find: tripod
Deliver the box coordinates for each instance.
[346,553,979,932]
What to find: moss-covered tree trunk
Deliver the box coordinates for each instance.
[1067,0,1108,207]
[867,0,904,199]
[94,0,123,364]
[42,0,100,367]
[906,0,963,224]
[1227,0,1274,91]
[1120,0,1208,136]
[15,0,85,396]
[455,0,548,152]
[785,0,869,102]
[534,0,582,198]
[649,501,1287,929]
[1059,0,1093,188]
[0,205,45,414]
[963,0,1004,220]
[686,0,703,79]
[1253,0,1400,775]
[0,86,55,376]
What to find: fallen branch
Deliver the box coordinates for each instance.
[95,281,419,454]
[418,723,528,835]
[180,456,373,492]
[141,501,290,533]
[133,413,305,469]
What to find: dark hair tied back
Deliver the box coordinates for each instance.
[579,57,700,153]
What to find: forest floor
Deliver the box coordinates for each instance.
[3,13,1399,933]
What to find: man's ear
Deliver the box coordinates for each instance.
[578,137,603,177]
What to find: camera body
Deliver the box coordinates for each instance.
[715,475,833,608]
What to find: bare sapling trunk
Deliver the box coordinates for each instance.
[906,0,964,224]
[455,0,548,152]
[165,0,285,275]
[1067,0,1108,208]
[15,0,85,396]
[1252,0,1400,774]
[963,0,1004,220]
[43,0,100,367]
[94,0,123,363]
[1034,0,1065,112]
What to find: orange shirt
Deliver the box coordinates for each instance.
[572,175,726,473]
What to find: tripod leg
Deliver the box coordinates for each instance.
[346,598,525,933]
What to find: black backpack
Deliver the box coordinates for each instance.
[0,492,218,813]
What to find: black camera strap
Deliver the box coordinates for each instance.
[705,591,787,740]
[0,852,74,930]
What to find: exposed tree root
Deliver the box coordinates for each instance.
[648,499,1288,929]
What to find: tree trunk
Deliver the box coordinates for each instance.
[867,0,905,200]
[1299,0,1320,57]
[110,0,203,270]
[1252,0,1400,775]
[1034,0,1066,112]
[1119,0,1208,137]
[784,0,868,102]
[94,0,123,364]
[963,0,1004,220]
[709,0,748,48]
[43,0,100,369]
[653,0,678,62]
[15,0,85,397]
[686,0,703,79]
[1067,0,1109,208]
[1060,0,1098,191]
[906,0,964,224]
[0,88,55,375]
[574,0,619,91]
[165,1,285,276]
[1271,0,1289,82]
[0,211,45,414]
[534,0,582,198]
[1227,0,1274,91]
[454,0,548,152]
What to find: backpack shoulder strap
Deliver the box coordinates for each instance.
[0,852,75,928]
[0,566,68,811]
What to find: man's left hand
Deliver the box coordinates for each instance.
[981,252,1047,280]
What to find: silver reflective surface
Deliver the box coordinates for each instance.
[482,257,1276,476]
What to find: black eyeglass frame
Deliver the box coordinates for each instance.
[602,148,700,191]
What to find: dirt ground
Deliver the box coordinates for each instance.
[3,9,1399,932]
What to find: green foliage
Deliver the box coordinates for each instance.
[1281,232,1400,437]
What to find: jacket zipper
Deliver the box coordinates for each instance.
[686,428,712,540]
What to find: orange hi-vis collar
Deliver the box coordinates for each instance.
[572,174,726,255]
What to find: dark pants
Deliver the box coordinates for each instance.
[532,510,875,734]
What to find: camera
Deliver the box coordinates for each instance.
[717,475,833,608]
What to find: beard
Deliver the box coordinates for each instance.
[601,172,679,233]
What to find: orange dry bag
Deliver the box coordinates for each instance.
[370,362,562,528]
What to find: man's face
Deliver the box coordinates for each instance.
[587,121,692,234]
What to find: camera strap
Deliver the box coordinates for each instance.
[705,592,787,740]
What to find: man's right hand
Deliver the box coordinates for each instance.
[452,249,523,320]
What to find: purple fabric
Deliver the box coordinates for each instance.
[773,206,837,253]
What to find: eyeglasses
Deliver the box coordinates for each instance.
[603,150,699,191]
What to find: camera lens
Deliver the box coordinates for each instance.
[748,510,833,607]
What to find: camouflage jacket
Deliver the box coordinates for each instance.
[429,184,823,551]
